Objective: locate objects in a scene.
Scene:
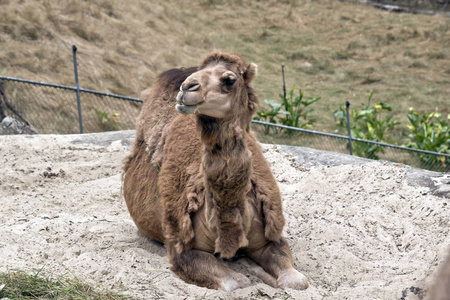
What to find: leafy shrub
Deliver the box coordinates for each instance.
[254,86,320,135]
[405,107,450,171]
[254,99,282,134]
[334,92,400,159]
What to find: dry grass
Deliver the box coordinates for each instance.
[0,0,449,138]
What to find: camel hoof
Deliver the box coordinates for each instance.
[277,268,309,290]
[219,272,251,291]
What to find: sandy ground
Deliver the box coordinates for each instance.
[0,131,449,300]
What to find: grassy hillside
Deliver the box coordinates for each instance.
[0,0,449,138]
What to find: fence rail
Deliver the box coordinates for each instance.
[0,75,448,173]
[0,75,142,102]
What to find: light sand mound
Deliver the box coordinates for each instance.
[0,131,448,300]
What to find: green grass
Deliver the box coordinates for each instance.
[0,269,130,300]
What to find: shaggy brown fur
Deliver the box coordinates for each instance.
[426,249,450,300]
[122,52,308,291]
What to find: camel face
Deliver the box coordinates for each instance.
[175,63,239,119]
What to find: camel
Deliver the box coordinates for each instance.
[122,52,309,291]
[426,249,450,300]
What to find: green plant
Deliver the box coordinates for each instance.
[94,108,120,131]
[254,86,320,135]
[334,92,400,159]
[405,107,450,171]
[254,99,283,134]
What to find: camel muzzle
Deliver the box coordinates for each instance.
[175,91,201,115]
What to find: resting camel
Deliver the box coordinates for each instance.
[122,52,309,291]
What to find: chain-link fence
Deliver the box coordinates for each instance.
[252,121,450,173]
[1,75,448,173]
[0,76,142,134]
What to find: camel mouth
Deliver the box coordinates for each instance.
[175,89,204,115]
[175,102,202,115]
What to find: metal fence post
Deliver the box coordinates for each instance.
[72,45,83,134]
[0,80,6,120]
[346,100,353,155]
[281,64,286,100]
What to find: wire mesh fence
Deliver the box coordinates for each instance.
[0,76,142,134]
[0,75,448,173]
[252,121,450,173]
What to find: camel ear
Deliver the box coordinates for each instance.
[243,63,257,84]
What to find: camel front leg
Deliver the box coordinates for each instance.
[247,237,309,290]
[169,248,251,291]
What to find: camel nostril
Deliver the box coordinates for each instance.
[185,82,200,92]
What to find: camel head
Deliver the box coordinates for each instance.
[175,52,258,120]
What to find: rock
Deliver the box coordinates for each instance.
[0,116,37,135]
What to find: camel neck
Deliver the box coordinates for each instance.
[197,115,251,208]
[196,114,252,258]
[196,115,248,152]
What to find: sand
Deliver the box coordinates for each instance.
[0,131,449,300]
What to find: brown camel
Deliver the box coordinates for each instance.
[426,248,450,300]
[122,52,309,291]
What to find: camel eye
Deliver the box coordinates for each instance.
[223,77,236,87]
[220,70,237,93]
[221,76,236,93]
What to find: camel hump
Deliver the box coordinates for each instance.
[157,66,198,93]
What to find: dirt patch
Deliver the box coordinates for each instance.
[0,132,448,299]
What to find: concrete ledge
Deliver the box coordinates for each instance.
[279,144,449,199]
